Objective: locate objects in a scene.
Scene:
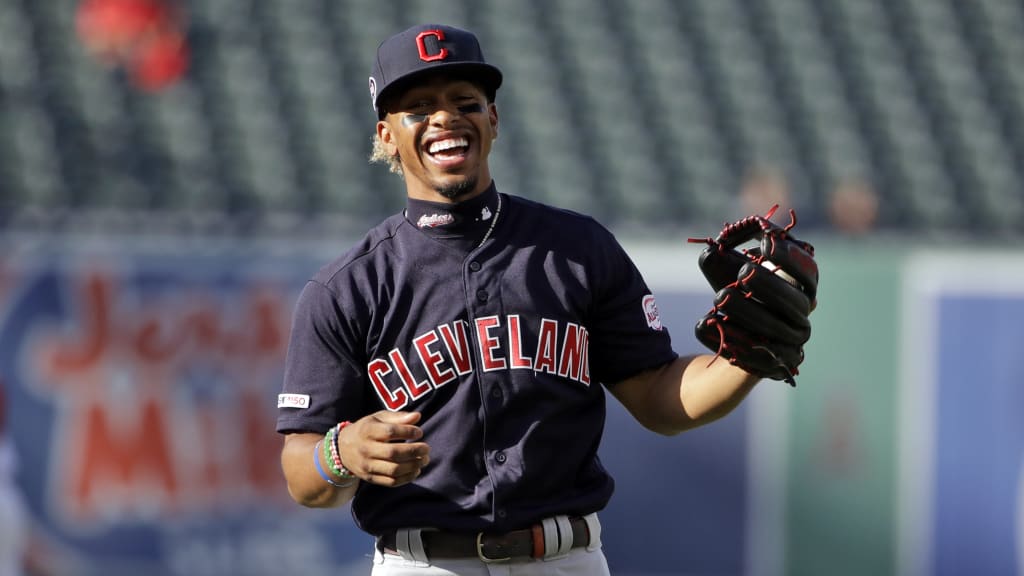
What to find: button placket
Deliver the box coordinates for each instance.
[465,253,509,515]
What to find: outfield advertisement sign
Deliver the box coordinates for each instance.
[0,241,376,575]
[900,253,1024,576]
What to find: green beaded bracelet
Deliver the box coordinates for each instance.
[313,440,353,488]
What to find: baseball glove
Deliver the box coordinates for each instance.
[688,206,818,386]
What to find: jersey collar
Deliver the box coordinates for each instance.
[405,183,500,247]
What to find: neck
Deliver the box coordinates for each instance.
[406,173,493,204]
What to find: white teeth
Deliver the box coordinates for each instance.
[428,137,468,154]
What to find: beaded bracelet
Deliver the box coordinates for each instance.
[313,440,354,488]
[323,427,342,477]
[327,421,355,479]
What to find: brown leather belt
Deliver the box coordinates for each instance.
[380,516,591,562]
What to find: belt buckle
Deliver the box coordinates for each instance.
[476,532,511,563]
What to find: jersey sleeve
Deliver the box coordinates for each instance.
[586,228,678,385]
[276,280,366,434]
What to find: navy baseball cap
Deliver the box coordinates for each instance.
[369,24,503,118]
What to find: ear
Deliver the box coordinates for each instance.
[488,102,499,140]
[377,120,400,157]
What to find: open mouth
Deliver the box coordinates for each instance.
[426,136,470,161]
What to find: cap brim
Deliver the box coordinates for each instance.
[376,62,503,117]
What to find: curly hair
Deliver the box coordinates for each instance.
[369,134,403,176]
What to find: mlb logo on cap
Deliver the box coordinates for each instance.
[369,24,503,118]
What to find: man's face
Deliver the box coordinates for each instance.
[377,76,498,202]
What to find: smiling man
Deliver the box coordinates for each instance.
[368,25,501,204]
[377,73,496,201]
[276,23,810,576]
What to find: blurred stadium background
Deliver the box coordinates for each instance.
[0,1,1022,575]
[1,0,1022,237]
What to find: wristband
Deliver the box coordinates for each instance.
[323,427,344,477]
[328,421,355,479]
[313,439,355,488]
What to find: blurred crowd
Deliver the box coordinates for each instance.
[738,164,879,236]
[75,0,188,91]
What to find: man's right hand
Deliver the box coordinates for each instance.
[337,411,431,487]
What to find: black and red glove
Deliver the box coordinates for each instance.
[688,206,819,386]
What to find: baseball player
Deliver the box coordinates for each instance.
[276,23,816,575]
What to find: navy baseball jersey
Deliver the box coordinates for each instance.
[277,183,677,535]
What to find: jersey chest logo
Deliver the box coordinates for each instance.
[366,315,590,411]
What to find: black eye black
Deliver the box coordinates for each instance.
[457,103,485,115]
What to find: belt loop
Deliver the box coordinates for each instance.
[541,517,562,560]
[541,515,573,560]
[554,515,573,557]
[395,528,429,564]
[410,528,429,563]
[583,512,602,552]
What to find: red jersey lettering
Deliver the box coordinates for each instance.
[475,316,507,372]
[534,319,559,375]
[414,331,456,388]
[579,330,591,386]
[368,358,408,411]
[439,321,473,375]
[389,349,431,400]
[558,323,587,383]
[507,315,533,369]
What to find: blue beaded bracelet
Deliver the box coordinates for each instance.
[313,439,355,488]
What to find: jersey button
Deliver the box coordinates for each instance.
[469,261,481,271]
[476,289,489,302]
[491,388,502,399]
[495,452,507,464]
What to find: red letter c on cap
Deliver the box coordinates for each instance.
[416,30,448,62]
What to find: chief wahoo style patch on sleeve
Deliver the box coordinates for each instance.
[642,294,663,331]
